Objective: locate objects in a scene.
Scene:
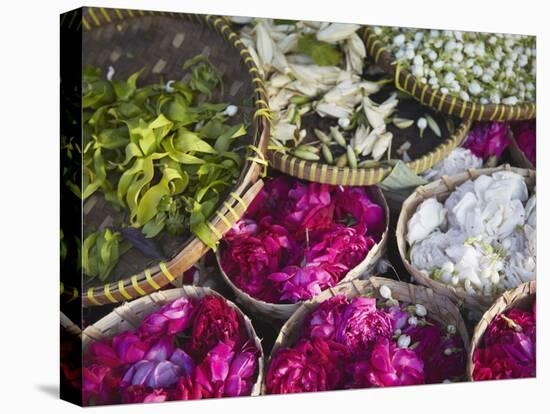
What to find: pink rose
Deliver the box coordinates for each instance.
[138,297,195,338]
[303,295,349,341]
[514,120,536,166]
[463,122,510,160]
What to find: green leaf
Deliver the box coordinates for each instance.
[112,68,144,101]
[297,34,342,66]
[174,129,216,154]
[214,123,246,153]
[378,160,429,191]
[135,180,170,227]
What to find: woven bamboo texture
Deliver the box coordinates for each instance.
[467,280,536,380]
[62,7,271,306]
[269,119,470,186]
[396,165,536,312]
[262,276,470,393]
[81,286,264,396]
[362,27,536,121]
[216,186,390,321]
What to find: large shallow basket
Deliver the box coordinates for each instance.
[467,280,536,380]
[216,186,390,321]
[362,27,536,122]
[262,276,470,393]
[69,7,271,306]
[396,165,536,313]
[81,286,264,396]
[268,112,470,186]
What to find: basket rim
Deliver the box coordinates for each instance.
[466,280,536,380]
[66,7,271,306]
[262,276,470,393]
[215,185,390,320]
[268,118,471,185]
[362,27,536,122]
[396,164,536,313]
[81,285,265,397]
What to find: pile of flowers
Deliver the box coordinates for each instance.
[83,295,260,405]
[220,176,385,304]
[513,120,536,166]
[423,122,509,180]
[265,288,466,393]
[407,171,536,298]
[473,299,536,380]
[374,27,536,104]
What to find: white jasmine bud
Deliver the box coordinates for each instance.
[379,285,393,299]
[502,96,518,105]
[444,348,453,356]
[223,105,238,117]
[338,117,350,129]
[447,324,457,335]
[107,65,115,81]
[397,334,411,348]
[408,316,418,326]
[415,304,428,317]
[468,81,482,96]
[393,34,406,46]
[165,80,175,93]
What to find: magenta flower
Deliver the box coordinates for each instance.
[354,338,425,387]
[112,332,149,364]
[473,300,536,381]
[83,364,121,405]
[335,297,392,355]
[463,122,510,161]
[334,187,385,238]
[138,297,195,338]
[514,120,536,166]
[271,264,334,303]
[303,295,349,341]
[266,337,347,394]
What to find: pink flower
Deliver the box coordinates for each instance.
[194,341,259,397]
[270,264,334,303]
[514,120,536,166]
[306,224,374,275]
[335,297,392,355]
[387,306,409,331]
[473,301,536,381]
[112,332,149,364]
[83,364,121,405]
[351,338,424,387]
[187,296,245,360]
[138,297,195,338]
[463,122,510,160]
[143,389,169,403]
[266,338,347,394]
[334,187,385,239]
[303,295,349,341]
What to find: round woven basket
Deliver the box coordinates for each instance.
[467,280,536,380]
[81,286,264,397]
[396,165,536,313]
[75,7,270,306]
[262,276,470,393]
[509,124,536,170]
[268,115,470,186]
[362,27,536,122]
[216,186,390,321]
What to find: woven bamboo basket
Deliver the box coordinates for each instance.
[396,165,536,313]
[81,286,264,396]
[262,276,470,393]
[268,110,470,186]
[509,123,536,170]
[362,27,536,122]
[467,280,536,380]
[216,186,390,321]
[67,7,271,306]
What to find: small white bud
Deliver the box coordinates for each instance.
[415,304,428,317]
[379,285,392,299]
[408,316,418,326]
[444,348,453,356]
[165,80,175,93]
[447,324,457,335]
[107,65,115,81]
[223,105,238,117]
[338,118,350,129]
[397,334,411,349]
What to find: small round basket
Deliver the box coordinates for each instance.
[81,286,264,396]
[73,7,270,306]
[467,280,536,380]
[216,186,390,321]
[396,165,536,313]
[362,27,536,122]
[262,276,470,393]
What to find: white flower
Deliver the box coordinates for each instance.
[397,334,412,348]
[317,23,360,43]
[408,316,418,326]
[223,105,238,117]
[379,285,393,299]
[468,81,483,95]
[447,324,457,335]
[393,34,406,46]
[406,198,447,245]
[107,65,115,81]
[422,148,482,181]
[415,304,428,317]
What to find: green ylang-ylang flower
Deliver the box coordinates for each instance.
[82,55,247,281]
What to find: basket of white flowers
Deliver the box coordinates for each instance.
[364,27,536,121]
[232,18,470,186]
[396,165,536,315]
